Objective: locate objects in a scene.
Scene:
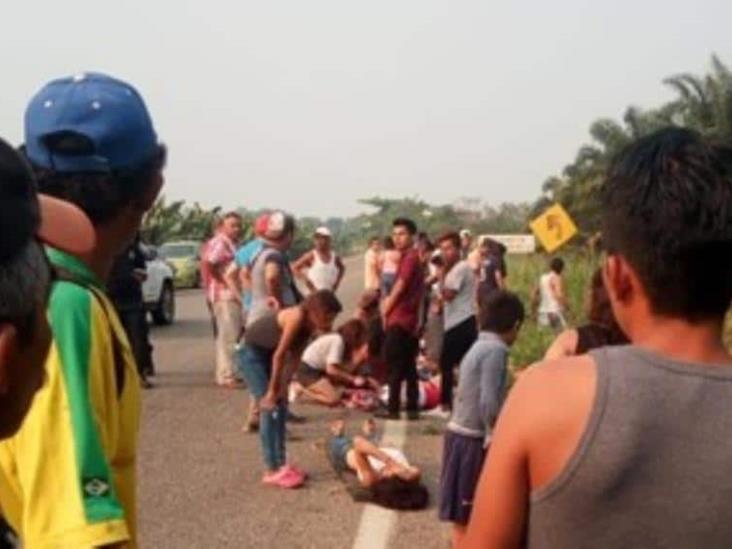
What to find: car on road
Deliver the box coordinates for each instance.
[159,240,202,289]
[141,244,176,325]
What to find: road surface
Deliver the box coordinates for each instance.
[138,256,450,548]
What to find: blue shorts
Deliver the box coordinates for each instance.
[328,435,353,473]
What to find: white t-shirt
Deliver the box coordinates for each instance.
[443,260,477,331]
[301,333,345,371]
[366,447,410,473]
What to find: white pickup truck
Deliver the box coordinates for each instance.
[140,244,176,325]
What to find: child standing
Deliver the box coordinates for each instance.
[438,290,524,546]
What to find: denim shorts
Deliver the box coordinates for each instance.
[328,435,353,473]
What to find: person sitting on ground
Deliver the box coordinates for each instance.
[237,290,343,489]
[327,419,428,510]
[532,256,568,331]
[544,267,629,360]
[293,319,377,406]
[463,128,732,548]
[439,290,524,547]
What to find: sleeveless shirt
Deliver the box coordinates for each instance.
[307,250,339,291]
[528,345,732,548]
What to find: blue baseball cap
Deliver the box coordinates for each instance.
[24,72,158,173]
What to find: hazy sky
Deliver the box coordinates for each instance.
[2,1,731,217]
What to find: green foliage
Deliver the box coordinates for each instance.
[141,196,223,246]
[506,253,599,369]
[540,54,732,236]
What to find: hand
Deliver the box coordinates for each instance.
[260,390,277,411]
[366,377,381,391]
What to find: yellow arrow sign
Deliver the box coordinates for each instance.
[529,203,578,253]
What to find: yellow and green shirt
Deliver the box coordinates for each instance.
[0,249,141,548]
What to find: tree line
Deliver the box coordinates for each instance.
[142,54,731,252]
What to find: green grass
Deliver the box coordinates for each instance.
[506,253,599,371]
[506,254,732,375]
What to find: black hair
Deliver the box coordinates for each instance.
[383,237,395,250]
[437,231,461,249]
[602,127,732,320]
[369,236,380,245]
[550,257,565,274]
[30,144,166,226]
[480,290,525,333]
[303,289,343,316]
[392,217,417,235]
[222,211,242,222]
[346,477,429,511]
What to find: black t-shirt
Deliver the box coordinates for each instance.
[479,253,507,297]
[107,242,146,309]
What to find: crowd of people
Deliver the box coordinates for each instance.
[0,70,730,549]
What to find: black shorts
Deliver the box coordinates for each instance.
[438,431,487,525]
[296,362,326,387]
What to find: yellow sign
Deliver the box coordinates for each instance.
[529,203,578,253]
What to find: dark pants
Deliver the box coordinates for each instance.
[383,325,419,414]
[439,316,478,408]
[118,307,155,378]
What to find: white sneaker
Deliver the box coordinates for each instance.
[424,407,451,420]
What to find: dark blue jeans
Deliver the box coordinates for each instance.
[237,345,287,471]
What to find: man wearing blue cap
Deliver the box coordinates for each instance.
[0,73,165,548]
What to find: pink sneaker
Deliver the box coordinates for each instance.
[274,467,305,489]
[262,468,288,486]
[283,463,309,480]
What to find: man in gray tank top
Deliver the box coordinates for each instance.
[246,211,300,328]
[463,128,732,548]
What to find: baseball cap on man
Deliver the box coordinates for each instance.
[24,72,158,173]
[0,137,94,262]
[262,211,295,241]
[314,226,332,238]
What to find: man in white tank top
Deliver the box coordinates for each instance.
[292,226,345,293]
[533,257,567,331]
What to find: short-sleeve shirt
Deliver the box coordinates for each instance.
[234,238,265,310]
[301,333,345,371]
[443,260,477,331]
[205,233,237,303]
[0,249,140,548]
[386,248,425,334]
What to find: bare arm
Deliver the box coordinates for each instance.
[551,275,567,308]
[291,251,316,291]
[264,261,284,306]
[334,256,346,291]
[262,308,305,407]
[381,277,406,319]
[543,329,579,361]
[224,263,241,302]
[495,269,506,290]
[325,363,360,385]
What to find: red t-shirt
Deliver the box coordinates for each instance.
[386,248,425,334]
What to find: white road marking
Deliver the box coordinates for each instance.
[351,420,408,549]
